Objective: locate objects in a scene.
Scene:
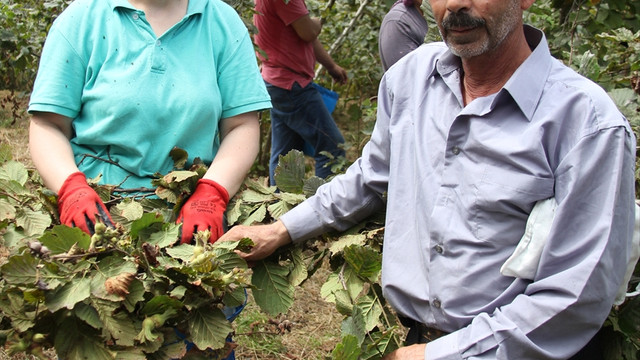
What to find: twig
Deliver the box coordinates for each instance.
[315,0,373,78]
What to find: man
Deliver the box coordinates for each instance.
[253,0,349,185]
[221,0,636,358]
[379,0,429,71]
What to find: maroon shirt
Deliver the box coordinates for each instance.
[254,0,316,90]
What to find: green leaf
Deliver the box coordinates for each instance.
[15,208,51,237]
[144,337,186,360]
[74,302,104,330]
[223,286,247,308]
[329,234,367,255]
[240,188,276,203]
[244,177,276,195]
[334,289,354,316]
[252,261,295,316]
[278,192,306,205]
[321,268,365,303]
[273,150,306,194]
[1,253,38,285]
[123,279,146,312]
[356,295,383,332]
[331,334,362,360]
[341,306,367,346]
[1,225,26,249]
[54,316,115,360]
[343,245,382,282]
[146,222,180,248]
[0,143,12,163]
[288,246,308,287]
[617,295,640,337]
[267,200,294,220]
[130,213,165,240]
[187,306,232,350]
[0,179,30,197]
[360,328,400,359]
[226,199,243,225]
[45,276,92,312]
[0,160,28,185]
[169,147,190,169]
[165,244,195,262]
[112,199,145,222]
[101,309,139,347]
[303,176,326,197]
[242,203,267,226]
[141,295,183,315]
[0,198,16,221]
[0,292,36,332]
[214,249,248,273]
[39,225,91,254]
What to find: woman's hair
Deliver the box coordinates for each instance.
[403,0,415,6]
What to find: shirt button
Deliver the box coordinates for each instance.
[452,146,460,155]
[156,40,162,46]
[432,299,441,309]
[435,245,443,254]
[132,13,139,20]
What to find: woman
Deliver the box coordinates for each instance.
[28,1,271,357]
[28,0,271,244]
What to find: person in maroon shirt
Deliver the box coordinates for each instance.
[254,0,348,185]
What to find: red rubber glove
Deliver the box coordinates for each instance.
[58,172,114,234]
[177,179,229,244]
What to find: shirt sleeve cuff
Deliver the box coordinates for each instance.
[279,200,327,243]
[425,332,463,360]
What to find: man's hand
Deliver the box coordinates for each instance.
[57,172,114,234]
[381,344,426,360]
[177,179,229,244]
[327,64,348,85]
[218,221,292,264]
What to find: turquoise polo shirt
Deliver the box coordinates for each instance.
[29,0,271,190]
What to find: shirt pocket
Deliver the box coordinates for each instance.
[472,165,555,244]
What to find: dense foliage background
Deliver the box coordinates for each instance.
[1,0,639,359]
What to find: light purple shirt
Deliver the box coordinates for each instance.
[281,26,636,359]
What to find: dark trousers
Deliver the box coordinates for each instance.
[400,317,604,360]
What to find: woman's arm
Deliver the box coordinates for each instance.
[29,112,79,192]
[203,111,261,197]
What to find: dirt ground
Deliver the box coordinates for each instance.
[0,91,344,359]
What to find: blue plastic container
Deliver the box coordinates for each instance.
[312,82,339,113]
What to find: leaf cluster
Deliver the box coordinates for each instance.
[227,150,403,359]
[0,147,260,359]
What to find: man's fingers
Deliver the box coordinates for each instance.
[234,250,256,267]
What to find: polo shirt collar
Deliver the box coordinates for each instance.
[108,0,207,15]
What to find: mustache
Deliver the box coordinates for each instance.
[442,11,486,30]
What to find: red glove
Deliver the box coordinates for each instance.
[177,179,229,244]
[58,172,114,234]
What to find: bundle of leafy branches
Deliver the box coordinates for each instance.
[0,147,258,359]
[0,146,402,360]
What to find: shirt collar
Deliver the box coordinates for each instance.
[109,0,207,15]
[432,25,553,121]
[501,25,551,121]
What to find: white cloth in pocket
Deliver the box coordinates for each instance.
[500,198,640,305]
